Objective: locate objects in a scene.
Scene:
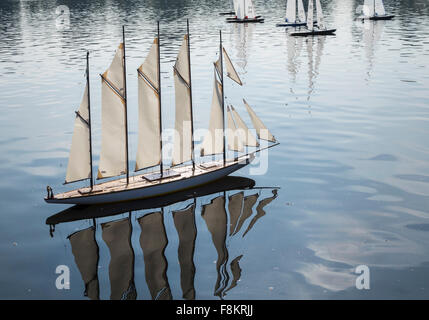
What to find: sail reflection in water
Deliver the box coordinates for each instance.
[285,35,325,102]
[68,227,99,300]
[138,211,171,300]
[101,217,137,300]
[173,203,197,300]
[48,177,278,300]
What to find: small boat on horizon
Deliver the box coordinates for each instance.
[289,0,336,37]
[45,21,278,205]
[358,0,395,21]
[226,0,265,23]
[276,0,307,27]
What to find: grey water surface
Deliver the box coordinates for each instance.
[1,0,429,299]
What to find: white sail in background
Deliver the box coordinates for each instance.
[230,105,259,147]
[223,47,242,86]
[172,35,193,166]
[201,76,224,156]
[65,83,91,183]
[136,38,161,171]
[101,218,136,300]
[68,227,99,300]
[243,99,276,142]
[227,107,244,152]
[375,0,386,16]
[315,0,326,29]
[363,0,374,17]
[297,0,306,22]
[236,0,245,19]
[286,0,297,23]
[138,212,172,300]
[307,0,314,31]
[233,0,239,14]
[173,204,197,300]
[245,0,256,19]
[98,44,127,179]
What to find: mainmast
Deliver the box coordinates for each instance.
[122,25,130,184]
[219,30,226,166]
[86,51,94,189]
[157,21,164,177]
[187,19,196,172]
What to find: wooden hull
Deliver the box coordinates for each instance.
[45,155,254,205]
[290,29,336,36]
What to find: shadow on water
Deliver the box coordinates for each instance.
[46,176,279,300]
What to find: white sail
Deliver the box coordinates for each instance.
[68,227,99,300]
[243,99,276,142]
[223,47,242,86]
[363,0,374,17]
[315,0,326,29]
[136,38,161,171]
[98,44,127,179]
[297,0,306,22]
[227,107,244,152]
[245,0,256,19]
[65,83,91,183]
[101,218,136,300]
[230,105,259,147]
[375,0,386,16]
[201,76,224,156]
[233,0,239,14]
[172,35,193,166]
[307,0,314,31]
[286,0,297,23]
[236,0,245,19]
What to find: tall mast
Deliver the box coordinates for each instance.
[220,30,226,166]
[86,51,94,189]
[187,19,196,172]
[157,21,164,177]
[122,25,130,184]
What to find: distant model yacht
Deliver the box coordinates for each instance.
[276,0,307,27]
[359,0,395,21]
[289,0,336,36]
[226,0,264,23]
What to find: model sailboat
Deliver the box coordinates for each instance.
[226,0,264,23]
[290,0,336,36]
[45,22,278,205]
[277,0,307,27]
[359,0,394,21]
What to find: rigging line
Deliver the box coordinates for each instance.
[172,65,190,89]
[100,73,125,102]
[74,111,89,126]
[137,69,159,95]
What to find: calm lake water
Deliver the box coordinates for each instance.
[1,0,429,300]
